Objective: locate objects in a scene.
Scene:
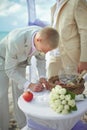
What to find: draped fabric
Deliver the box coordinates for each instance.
[26,0,49,27]
[26,0,36,25]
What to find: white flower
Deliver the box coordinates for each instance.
[62,109,69,114]
[55,85,62,90]
[68,99,76,107]
[56,105,64,113]
[54,99,61,106]
[59,94,65,100]
[58,88,67,95]
[51,88,56,93]
[61,100,67,105]
[50,93,59,100]
[54,85,62,94]
[65,94,71,101]
[64,105,70,110]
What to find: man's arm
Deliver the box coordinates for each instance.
[5,32,29,89]
[75,0,87,72]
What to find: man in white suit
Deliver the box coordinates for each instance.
[0,25,59,130]
[47,0,87,79]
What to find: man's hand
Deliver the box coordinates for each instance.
[78,62,87,73]
[39,77,47,83]
[28,83,44,92]
[39,77,50,90]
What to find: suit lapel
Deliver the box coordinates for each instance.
[52,0,69,28]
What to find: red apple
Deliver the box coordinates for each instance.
[22,91,33,102]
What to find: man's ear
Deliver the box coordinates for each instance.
[37,38,42,42]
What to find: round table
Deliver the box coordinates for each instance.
[18,88,87,130]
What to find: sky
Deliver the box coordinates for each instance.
[0,0,28,31]
[0,0,55,32]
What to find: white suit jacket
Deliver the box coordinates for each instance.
[0,26,46,88]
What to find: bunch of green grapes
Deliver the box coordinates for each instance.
[49,85,77,114]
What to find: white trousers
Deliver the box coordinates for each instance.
[0,69,9,130]
[0,57,26,130]
[12,66,26,129]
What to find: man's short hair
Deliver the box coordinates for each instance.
[39,27,59,49]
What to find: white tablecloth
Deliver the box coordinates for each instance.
[18,82,87,130]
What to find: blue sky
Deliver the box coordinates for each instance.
[0,0,55,31]
[0,0,28,31]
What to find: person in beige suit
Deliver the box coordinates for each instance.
[0,25,59,130]
[47,0,87,79]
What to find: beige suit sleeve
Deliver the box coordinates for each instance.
[75,0,87,62]
[5,35,28,89]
